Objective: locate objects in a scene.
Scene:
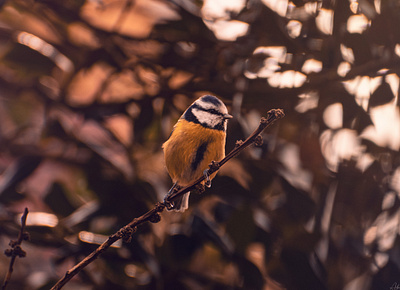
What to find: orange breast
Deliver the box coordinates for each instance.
[162,119,226,186]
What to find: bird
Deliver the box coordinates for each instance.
[162,95,232,212]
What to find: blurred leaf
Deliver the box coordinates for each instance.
[44,182,76,217]
[280,177,316,223]
[54,107,134,179]
[343,33,372,66]
[371,259,400,289]
[134,97,155,143]
[225,205,256,254]
[62,200,100,228]
[369,2,400,46]
[191,214,234,256]
[334,160,385,225]
[208,176,251,207]
[233,254,264,290]
[0,155,42,203]
[369,78,395,109]
[319,83,373,133]
[213,202,235,224]
[2,44,55,77]
[170,234,200,262]
[280,248,326,290]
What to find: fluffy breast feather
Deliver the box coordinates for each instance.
[163,119,226,186]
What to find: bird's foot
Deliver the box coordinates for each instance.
[164,182,180,210]
[203,169,212,188]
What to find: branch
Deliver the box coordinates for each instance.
[2,208,29,290]
[166,108,285,203]
[50,108,285,290]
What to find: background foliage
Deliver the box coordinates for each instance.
[1,0,400,289]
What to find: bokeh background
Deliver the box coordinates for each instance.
[1,0,400,289]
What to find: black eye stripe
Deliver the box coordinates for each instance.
[191,104,223,116]
[205,108,223,116]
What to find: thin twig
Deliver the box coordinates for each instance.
[2,208,29,290]
[50,108,285,290]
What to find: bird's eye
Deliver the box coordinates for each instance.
[207,108,221,116]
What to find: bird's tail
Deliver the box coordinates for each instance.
[170,192,190,212]
[164,182,190,212]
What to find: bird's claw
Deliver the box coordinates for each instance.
[164,182,179,210]
[163,197,175,210]
[203,169,212,188]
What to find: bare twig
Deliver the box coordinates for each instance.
[50,108,285,290]
[2,208,29,290]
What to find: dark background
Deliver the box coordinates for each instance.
[0,0,399,289]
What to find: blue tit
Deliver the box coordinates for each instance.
[163,95,232,212]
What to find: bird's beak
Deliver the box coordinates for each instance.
[224,113,233,119]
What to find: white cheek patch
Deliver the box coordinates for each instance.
[197,100,216,110]
[192,108,222,128]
